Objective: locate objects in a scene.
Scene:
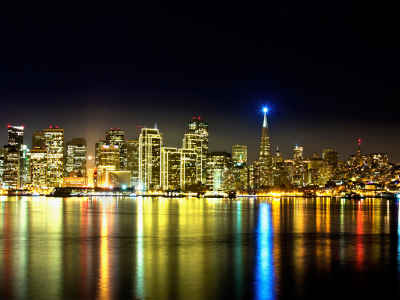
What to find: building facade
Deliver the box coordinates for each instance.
[44,128,64,187]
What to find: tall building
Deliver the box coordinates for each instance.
[106,128,125,170]
[294,146,303,164]
[206,151,231,190]
[188,118,208,181]
[161,147,181,190]
[274,147,283,163]
[30,149,47,188]
[183,133,204,183]
[8,126,24,149]
[126,140,140,187]
[65,138,87,176]
[95,139,106,168]
[98,144,120,186]
[322,148,333,160]
[232,145,247,165]
[258,108,273,186]
[139,127,163,190]
[44,127,64,187]
[32,132,45,149]
[3,148,20,189]
[179,148,198,191]
[324,149,338,169]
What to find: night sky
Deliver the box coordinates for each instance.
[1,2,399,163]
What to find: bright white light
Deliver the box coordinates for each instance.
[263,107,268,113]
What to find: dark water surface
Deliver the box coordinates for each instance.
[0,196,399,299]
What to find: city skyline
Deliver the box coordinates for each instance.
[1,109,395,165]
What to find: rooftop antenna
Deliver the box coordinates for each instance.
[155,123,157,129]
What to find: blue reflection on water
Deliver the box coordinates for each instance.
[255,203,275,299]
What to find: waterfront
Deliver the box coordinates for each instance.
[0,196,399,299]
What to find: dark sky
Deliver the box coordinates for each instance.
[1,2,399,163]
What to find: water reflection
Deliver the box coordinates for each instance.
[0,196,399,299]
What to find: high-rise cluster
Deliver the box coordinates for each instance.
[0,112,394,193]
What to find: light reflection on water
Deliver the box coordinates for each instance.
[0,196,399,299]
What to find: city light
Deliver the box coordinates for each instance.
[263,107,268,113]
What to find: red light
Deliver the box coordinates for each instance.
[358,139,361,142]
[56,126,58,128]
[7,125,10,127]
[193,117,195,119]
[198,117,200,119]
[50,126,52,128]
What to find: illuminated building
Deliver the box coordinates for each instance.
[258,108,273,186]
[188,118,208,181]
[99,145,120,171]
[183,134,203,183]
[206,151,231,190]
[106,128,125,170]
[161,147,181,190]
[139,127,163,190]
[248,164,257,189]
[86,166,96,187]
[63,176,87,187]
[126,140,140,187]
[274,147,283,163]
[232,145,247,165]
[179,148,198,191]
[273,162,291,187]
[104,171,131,187]
[231,163,248,190]
[8,125,24,149]
[32,131,45,149]
[65,138,87,176]
[370,153,388,167]
[324,149,338,169]
[3,147,20,189]
[44,127,64,187]
[322,148,333,160]
[294,146,303,164]
[95,139,106,168]
[93,168,98,187]
[21,145,31,186]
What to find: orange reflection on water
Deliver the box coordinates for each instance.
[99,199,110,300]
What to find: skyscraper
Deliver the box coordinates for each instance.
[139,127,163,190]
[179,148,198,190]
[161,147,181,190]
[258,108,273,186]
[106,128,125,170]
[44,127,64,187]
[293,146,303,164]
[32,132,45,149]
[356,139,363,166]
[188,118,208,181]
[8,126,24,149]
[65,138,87,176]
[232,145,248,165]
[30,149,47,188]
[3,148,20,189]
[126,140,140,187]
[183,133,204,183]
[206,151,231,190]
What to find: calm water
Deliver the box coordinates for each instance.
[0,196,399,299]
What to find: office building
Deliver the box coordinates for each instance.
[126,140,140,187]
[106,128,125,170]
[294,146,303,164]
[3,148,20,189]
[139,127,163,190]
[258,108,273,186]
[65,138,87,176]
[179,148,198,191]
[44,127,64,187]
[232,145,247,165]
[183,133,204,183]
[274,147,283,163]
[206,151,231,189]
[99,145,120,170]
[324,149,338,169]
[95,139,106,168]
[188,118,208,181]
[32,132,45,149]
[370,153,388,167]
[161,147,181,190]
[8,126,24,149]
[322,148,333,160]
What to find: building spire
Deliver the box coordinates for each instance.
[263,108,268,128]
